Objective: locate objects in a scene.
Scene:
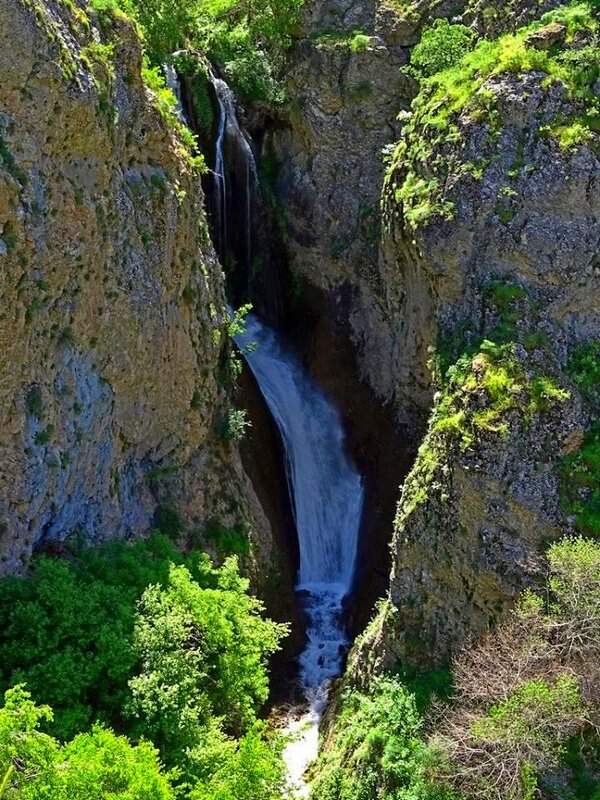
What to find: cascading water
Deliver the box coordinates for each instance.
[234,316,364,795]
[210,74,256,274]
[209,69,364,794]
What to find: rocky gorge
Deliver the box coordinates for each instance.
[0,0,599,797]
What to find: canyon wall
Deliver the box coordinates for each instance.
[262,0,600,670]
[0,0,296,621]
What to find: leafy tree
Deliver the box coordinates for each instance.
[104,0,302,102]
[0,534,247,740]
[0,685,58,798]
[0,686,174,800]
[189,722,287,800]
[128,559,287,779]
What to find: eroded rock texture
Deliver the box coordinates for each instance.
[0,0,280,595]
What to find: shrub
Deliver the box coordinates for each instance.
[311,675,455,800]
[25,386,43,419]
[219,407,251,441]
[431,537,600,799]
[409,19,475,78]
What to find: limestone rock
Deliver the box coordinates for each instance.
[0,0,282,601]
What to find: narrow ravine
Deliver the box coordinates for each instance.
[234,316,364,794]
[201,69,364,792]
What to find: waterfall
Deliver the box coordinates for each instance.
[213,71,363,793]
[234,315,364,794]
[210,74,256,273]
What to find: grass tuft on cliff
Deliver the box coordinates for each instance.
[385,1,600,230]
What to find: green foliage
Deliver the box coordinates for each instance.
[0,534,243,740]
[311,675,456,800]
[430,536,600,799]
[385,2,600,231]
[0,685,57,797]
[224,303,253,385]
[141,64,204,166]
[561,424,600,537]
[153,502,184,539]
[409,19,475,78]
[189,722,286,800]
[0,685,175,800]
[123,0,302,103]
[432,339,569,450]
[128,560,287,784]
[560,341,600,535]
[472,676,584,761]
[0,538,288,799]
[568,341,600,399]
[205,521,251,556]
[81,40,117,118]
[348,31,371,52]
[25,386,43,420]
[174,54,214,136]
[219,406,251,441]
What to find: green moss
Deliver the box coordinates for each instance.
[205,521,251,556]
[384,1,599,231]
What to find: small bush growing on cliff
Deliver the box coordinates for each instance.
[220,406,251,441]
[408,19,475,78]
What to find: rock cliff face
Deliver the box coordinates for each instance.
[259,0,600,671]
[265,0,464,421]
[350,2,600,671]
[0,0,287,606]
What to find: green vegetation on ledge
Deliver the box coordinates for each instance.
[561,342,600,536]
[384,1,600,230]
[314,537,600,800]
[91,0,303,103]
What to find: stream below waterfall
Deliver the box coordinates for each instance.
[234,316,364,795]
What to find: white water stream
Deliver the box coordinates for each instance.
[208,70,364,795]
[234,315,364,796]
